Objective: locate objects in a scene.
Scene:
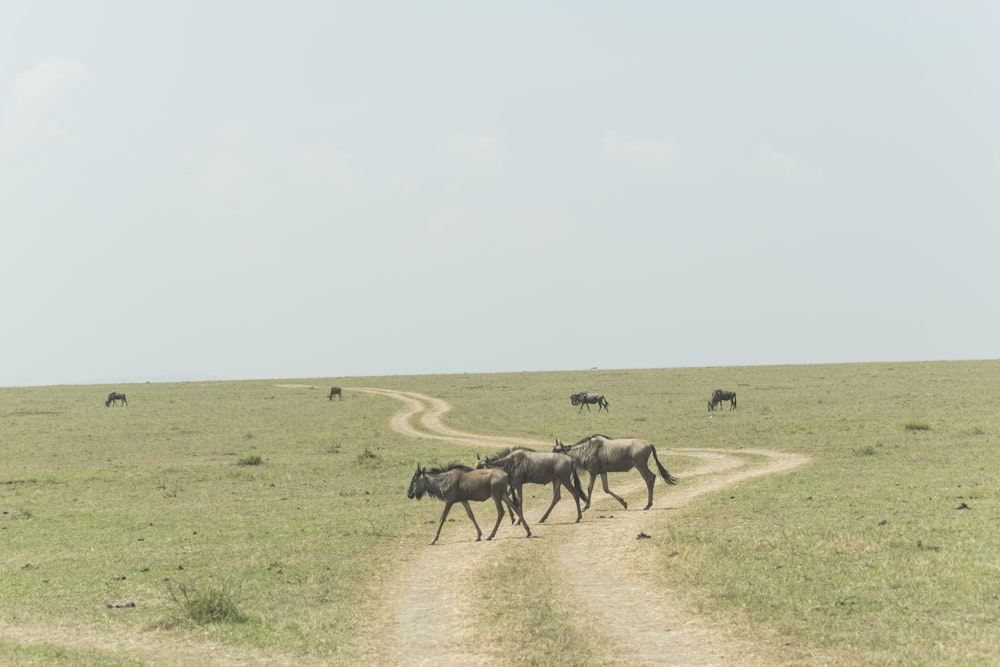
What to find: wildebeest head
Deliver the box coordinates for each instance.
[407,464,426,500]
[553,438,567,453]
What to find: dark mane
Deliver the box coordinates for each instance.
[489,446,535,459]
[571,433,609,447]
[426,462,473,475]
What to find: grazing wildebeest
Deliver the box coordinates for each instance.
[476,447,589,523]
[407,463,531,545]
[553,434,678,511]
[710,389,737,411]
[328,386,342,401]
[570,392,609,413]
[105,392,127,407]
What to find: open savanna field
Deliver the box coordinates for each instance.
[2,360,999,665]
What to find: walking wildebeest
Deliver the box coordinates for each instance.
[105,392,127,407]
[570,392,609,413]
[328,386,342,401]
[553,434,678,511]
[407,463,531,545]
[476,447,589,523]
[709,389,737,411]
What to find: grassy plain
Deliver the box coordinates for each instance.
[1,360,998,665]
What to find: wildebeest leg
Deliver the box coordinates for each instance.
[459,499,483,542]
[511,483,523,524]
[539,482,562,523]
[569,469,586,522]
[583,473,599,510]
[432,500,457,544]
[599,473,628,509]
[486,497,506,540]
[636,463,657,510]
[501,492,532,538]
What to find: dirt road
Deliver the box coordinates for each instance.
[356,388,809,666]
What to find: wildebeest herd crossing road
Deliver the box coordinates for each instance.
[354,388,809,666]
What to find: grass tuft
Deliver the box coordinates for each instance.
[166,581,250,626]
[237,454,263,466]
[904,422,931,432]
[356,448,381,466]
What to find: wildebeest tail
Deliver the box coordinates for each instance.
[651,445,679,485]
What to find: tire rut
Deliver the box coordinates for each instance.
[356,388,810,666]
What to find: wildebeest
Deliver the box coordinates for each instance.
[709,389,737,411]
[105,392,127,407]
[570,392,609,413]
[476,447,589,523]
[407,463,531,545]
[328,386,342,401]
[553,434,678,511]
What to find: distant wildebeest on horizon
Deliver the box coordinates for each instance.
[105,392,127,407]
[709,389,737,411]
[407,463,531,545]
[553,433,678,511]
[328,386,342,400]
[476,447,589,523]
[570,392,609,413]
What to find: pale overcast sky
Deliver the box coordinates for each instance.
[2,2,997,387]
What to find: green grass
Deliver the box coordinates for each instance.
[0,642,143,667]
[161,580,251,627]
[1,361,999,664]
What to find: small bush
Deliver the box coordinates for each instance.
[167,581,249,625]
[356,448,381,466]
[237,454,263,466]
[904,422,931,432]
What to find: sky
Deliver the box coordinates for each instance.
[2,2,998,387]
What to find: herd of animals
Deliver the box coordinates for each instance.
[405,387,736,545]
[100,384,736,545]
